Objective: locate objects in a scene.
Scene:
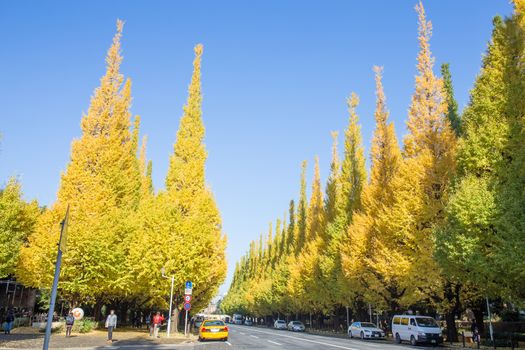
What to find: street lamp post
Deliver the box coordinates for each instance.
[161,267,175,338]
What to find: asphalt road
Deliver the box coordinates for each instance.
[192,324,437,350]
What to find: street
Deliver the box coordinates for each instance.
[190,324,435,350]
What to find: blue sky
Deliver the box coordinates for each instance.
[0,1,513,295]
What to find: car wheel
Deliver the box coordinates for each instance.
[224,337,228,341]
[410,335,417,346]
[395,333,401,344]
[360,331,365,339]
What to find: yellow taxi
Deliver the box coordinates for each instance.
[198,319,229,341]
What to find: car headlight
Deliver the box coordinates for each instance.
[418,331,426,336]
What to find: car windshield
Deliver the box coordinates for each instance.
[361,322,377,328]
[416,318,438,327]
[276,320,285,324]
[292,321,303,325]
[203,320,224,327]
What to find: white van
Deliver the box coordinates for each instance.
[392,315,443,346]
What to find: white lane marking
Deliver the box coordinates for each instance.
[225,341,232,346]
[267,340,283,345]
[360,342,381,348]
[250,334,259,338]
[240,332,246,335]
[243,327,359,350]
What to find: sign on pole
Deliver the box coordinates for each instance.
[184,281,192,338]
[72,308,84,320]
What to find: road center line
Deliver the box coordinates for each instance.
[225,341,232,346]
[241,327,359,350]
[250,334,259,338]
[267,340,283,345]
[240,332,245,335]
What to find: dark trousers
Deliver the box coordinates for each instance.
[107,326,114,341]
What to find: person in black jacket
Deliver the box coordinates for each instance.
[4,309,15,335]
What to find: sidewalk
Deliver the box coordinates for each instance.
[0,327,197,349]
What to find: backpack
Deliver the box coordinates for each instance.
[66,315,75,325]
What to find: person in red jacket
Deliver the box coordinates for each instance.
[152,312,165,338]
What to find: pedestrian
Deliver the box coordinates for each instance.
[65,311,75,337]
[152,311,165,338]
[3,309,14,335]
[147,312,153,336]
[471,320,480,345]
[105,310,117,343]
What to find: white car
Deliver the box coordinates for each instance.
[287,321,305,332]
[348,322,385,339]
[274,320,287,330]
[392,315,443,346]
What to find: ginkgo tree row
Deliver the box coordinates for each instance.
[222,1,525,341]
[1,20,226,316]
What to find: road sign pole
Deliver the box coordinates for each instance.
[43,208,69,350]
[184,310,189,337]
[43,248,62,350]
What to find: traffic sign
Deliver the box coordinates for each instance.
[185,281,193,290]
[72,307,84,320]
[184,295,192,303]
[184,302,191,311]
[185,288,192,295]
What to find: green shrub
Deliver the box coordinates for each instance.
[71,319,97,333]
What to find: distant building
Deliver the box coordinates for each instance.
[0,278,37,312]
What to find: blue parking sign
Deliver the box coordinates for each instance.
[185,281,192,290]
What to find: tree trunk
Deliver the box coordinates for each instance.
[445,310,459,342]
[473,306,485,335]
[93,302,103,322]
[173,307,179,333]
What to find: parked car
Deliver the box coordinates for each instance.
[274,320,287,330]
[348,322,385,339]
[392,315,443,346]
[244,319,253,326]
[287,321,305,332]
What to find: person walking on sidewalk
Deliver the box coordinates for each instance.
[65,312,75,337]
[152,312,165,338]
[105,310,117,343]
[3,309,14,335]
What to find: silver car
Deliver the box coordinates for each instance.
[348,322,385,339]
[287,321,305,332]
[274,320,287,330]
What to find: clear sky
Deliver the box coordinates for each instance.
[0,1,513,295]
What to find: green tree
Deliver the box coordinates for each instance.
[0,179,40,278]
[441,63,461,136]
